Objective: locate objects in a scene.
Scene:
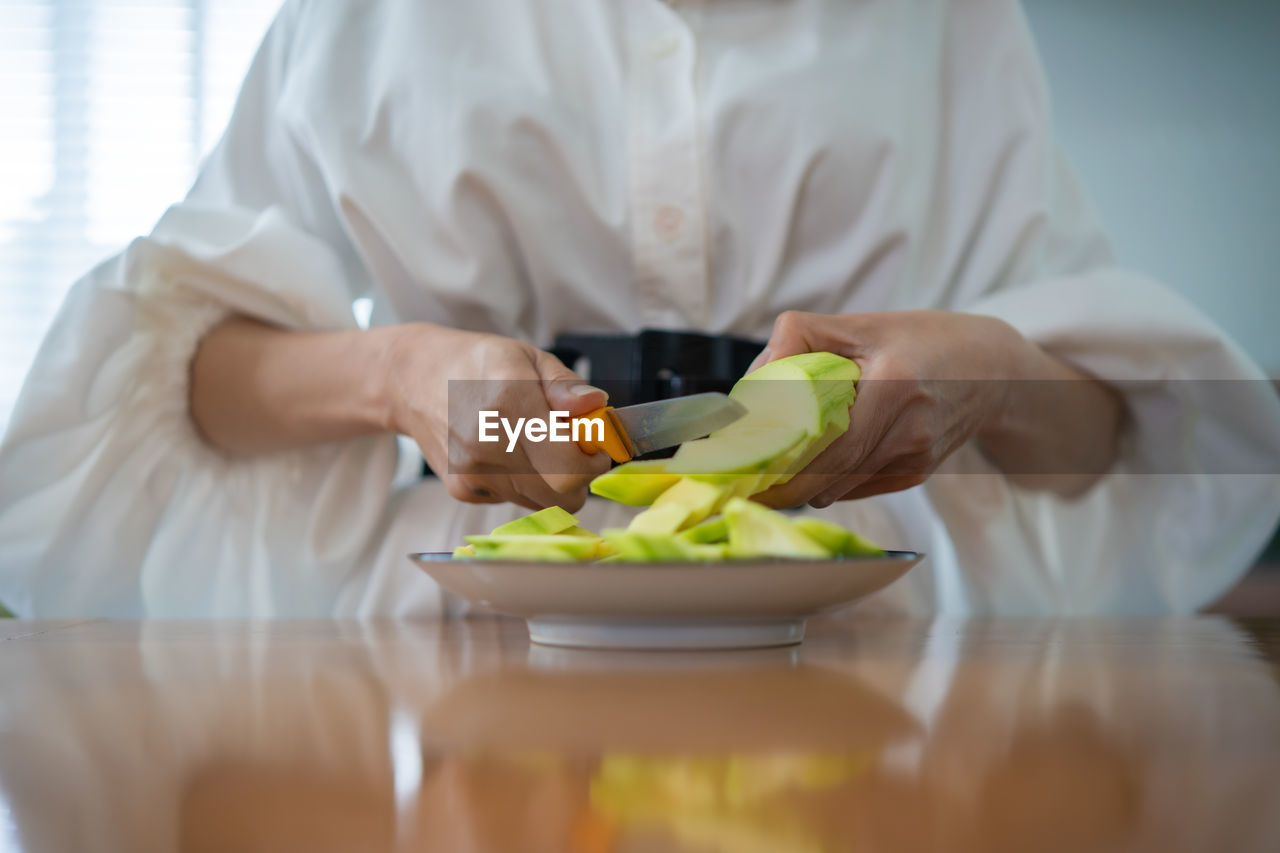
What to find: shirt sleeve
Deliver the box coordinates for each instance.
[913,0,1280,613]
[0,1,406,617]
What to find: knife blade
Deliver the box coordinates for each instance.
[575,393,747,463]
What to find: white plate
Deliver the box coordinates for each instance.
[408,551,923,650]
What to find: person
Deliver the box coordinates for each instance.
[0,0,1276,618]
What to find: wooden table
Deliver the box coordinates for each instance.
[1,617,1277,852]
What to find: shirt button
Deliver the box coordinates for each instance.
[651,34,680,59]
[654,205,685,241]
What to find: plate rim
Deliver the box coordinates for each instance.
[408,549,924,569]
[407,549,923,642]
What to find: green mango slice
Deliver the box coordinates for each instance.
[627,479,728,534]
[669,427,807,483]
[792,517,885,556]
[463,534,604,561]
[601,530,726,562]
[490,506,579,536]
[450,353,887,562]
[589,460,682,506]
[680,516,729,544]
[723,498,828,560]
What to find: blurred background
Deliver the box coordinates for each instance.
[1,0,279,432]
[0,0,1276,570]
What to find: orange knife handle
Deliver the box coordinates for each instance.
[575,407,633,463]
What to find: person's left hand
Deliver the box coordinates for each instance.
[749,309,1025,508]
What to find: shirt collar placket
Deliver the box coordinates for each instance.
[624,0,711,329]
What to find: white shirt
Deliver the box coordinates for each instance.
[0,0,1277,617]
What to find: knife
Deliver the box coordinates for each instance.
[575,393,747,463]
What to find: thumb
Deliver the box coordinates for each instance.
[532,349,609,414]
[747,310,820,373]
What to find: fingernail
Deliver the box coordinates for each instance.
[748,348,772,372]
[571,384,606,399]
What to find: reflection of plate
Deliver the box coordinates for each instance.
[415,660,922,853]
[422,660,920,755]
[408,552,922,649]
[525,643,802,672]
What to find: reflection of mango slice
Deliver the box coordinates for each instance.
[724,753,867,805]
[571,809,617,853]
[590,752,873,853]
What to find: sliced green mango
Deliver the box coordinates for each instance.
[747,417,848,495]
[450,353,883,562]
[451,544,476,559]
[792,517,884,556]
[723,498,827,560]
[680,516,728,544]
[625,503,694,535]
[726,352,858,437]
[586,353,857,514]
[464,534,603,561]
[589,460,682,506]
[627,478,728,534]
[602,530,688,562]
[716,354,857,493]
[773,416,846,477]
[601,530,717,562]
[490,506,578,536]
[665,354,856,498]
[669,427,807,482]
[688,543,730,561]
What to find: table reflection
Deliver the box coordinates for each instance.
[0,618,1277,852]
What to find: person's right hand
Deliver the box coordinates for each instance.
[385,323,612,511]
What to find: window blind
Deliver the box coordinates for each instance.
[0,0,282,435]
